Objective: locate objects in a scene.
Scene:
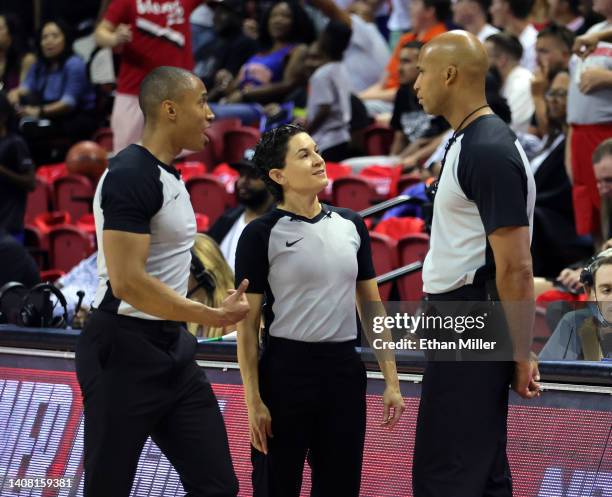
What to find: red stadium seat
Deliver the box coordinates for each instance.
[181,147,217,172]
[397,233,430,305]
[52,174,94,224]
[185,175,229,225]
[375,216,425,241]
[24,224,48,269]
[332,176,376,211]
[223,127,260,164]
[181,119,243,170]
[39,269,66,283]
[369,232,398,300]
[363,124,394,156]
[48,225,95,273]
[93,127,114,152]
[174,161,207,181]
[25,178,51,224]
[206,118,243,165]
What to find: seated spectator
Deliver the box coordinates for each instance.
[307,0,391,94]
[8,19,97,165]
[195,0,260,100]
[358,0,449,115]
[0,13,35,92]
[566,0,612,237]
[548,0,586,33]
[208,149,275,271]
[485,32,535,133]
[489,0,538,71]
[187,233,236,338]
[531,24,574,136]
[452,0,500,42]
[209,1,315,124]
[390,41,450,169]
[304,21,353,162]
[530,70,590,276]
[540,248,612,360]
[0,91,35,240]
[0,231,39,288]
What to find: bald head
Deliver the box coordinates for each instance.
[414,30,492,122]
[421,30,489,82]
[139,66,199,122]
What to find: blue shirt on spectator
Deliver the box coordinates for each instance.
[22,55,96,111]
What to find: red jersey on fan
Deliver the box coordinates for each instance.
[104,0,200,95]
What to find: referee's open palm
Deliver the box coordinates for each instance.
[220,279,250,325]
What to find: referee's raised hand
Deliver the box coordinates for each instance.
[217,279,250,326]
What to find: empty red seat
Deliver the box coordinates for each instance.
[195,213,210,232]
[36,162,67,184]
[174,161,207,181]
[39,269,66,283]
[397,233,430,304]
[25,178,51,224]
[189,118,242,168]
[48,225,95,273]
[375,216,425,241]
[185,175,229,225]
[223,127,261,164]
[93,127,114,152]
[369,232,398,300]
[24,224,48,269]
[181,147,216,172]
[332,176,375,211]
[363,124,394,156]
[52,174,94,223]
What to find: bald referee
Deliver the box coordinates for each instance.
[75,67,248,497]
[412,32,541,496]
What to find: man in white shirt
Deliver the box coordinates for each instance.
[453,0,500,42]
[490,0,538,70]
[486,32,535,133]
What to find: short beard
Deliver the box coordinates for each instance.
[237,188,271,211]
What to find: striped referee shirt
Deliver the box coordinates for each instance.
[92,145,197,319]
[235,205,375,342]
[422,115,536,294]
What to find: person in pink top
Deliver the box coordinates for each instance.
[95,0,201,153]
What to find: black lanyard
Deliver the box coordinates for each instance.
[425,105,490,201]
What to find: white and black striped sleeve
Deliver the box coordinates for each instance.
[235,218,271,294]
[457,143,529,235]
[100,166,163,234]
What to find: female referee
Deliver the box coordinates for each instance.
[235,124,405,497]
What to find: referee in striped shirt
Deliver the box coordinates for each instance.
[412,32,541,497]
[76,67,248,497]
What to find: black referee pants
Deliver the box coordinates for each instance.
[75,310,238,497]
[413,284,514,497]
[252,336,367,497]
